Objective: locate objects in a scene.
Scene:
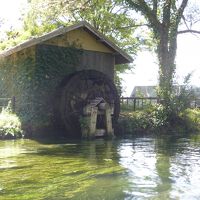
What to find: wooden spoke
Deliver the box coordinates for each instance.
[54,70,120,136]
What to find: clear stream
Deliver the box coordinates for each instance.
[1,134,200,200]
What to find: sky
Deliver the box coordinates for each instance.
[121,33,200,96]
[0,0,26,27]
[0,0,200,96]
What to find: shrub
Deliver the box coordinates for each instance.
[0,105,23,139]
[118,104,200,135]
[151,104,169,127]
[118,104,175,135]
[118,108,155,135]
[180,109,200,131]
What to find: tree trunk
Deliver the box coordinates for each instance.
[157,26,177,106]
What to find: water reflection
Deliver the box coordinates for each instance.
[154,137,175,199]
[118,135,200,200]
[119,138,159,199]
[1,135,200,199]
[170,138,200,199]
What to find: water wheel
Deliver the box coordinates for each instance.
[54,70,120,137]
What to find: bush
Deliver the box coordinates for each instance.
[118,104,200,135]
[151,104,169,127]
[118,105,165,135]
[118,104,182,135]
[0,106,23,139]
[180,109,200,131]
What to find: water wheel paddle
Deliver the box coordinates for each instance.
[55,70,120,137]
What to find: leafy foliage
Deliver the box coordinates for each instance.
[0,103,23,139]
[0,46,81,136]
[180,108,200,131]
[119,73,197,134]
[169,74,195,114]
[114,71,124,97]
[0,0,139,60]
[118,104,168,134]
[22,0,138,55]
[118,103,200,135]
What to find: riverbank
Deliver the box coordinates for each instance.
[117,108,200,135]
[1,103,200,140]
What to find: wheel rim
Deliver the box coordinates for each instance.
[57,70,120,135]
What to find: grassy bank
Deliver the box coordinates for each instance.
[117,105,200,135]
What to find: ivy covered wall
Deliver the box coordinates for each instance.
[0,45,81,136]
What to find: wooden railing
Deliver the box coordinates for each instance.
[120,97,200,111]
[0,96,16,112]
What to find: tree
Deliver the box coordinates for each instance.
[123,0,200,107]
[23,0,139,55]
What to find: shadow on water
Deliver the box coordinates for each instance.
[31,138,120,160]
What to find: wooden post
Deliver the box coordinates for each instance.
[82,98,115,138]
[105,107,114,137]
[89,106,98,137]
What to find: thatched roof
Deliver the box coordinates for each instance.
[0,21,133,64]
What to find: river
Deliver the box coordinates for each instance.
[1,134,200,199]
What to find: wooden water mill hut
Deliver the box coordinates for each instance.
[0,21,132,138]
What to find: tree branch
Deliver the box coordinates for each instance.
[153,0,157,16]
[176,0,189,25]
[178,29,200,34]
[163,0,171,26]
[182,15,190,30]
[125,0,161,34]
[117,23,149,29]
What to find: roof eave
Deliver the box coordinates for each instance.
[0,21,133,64]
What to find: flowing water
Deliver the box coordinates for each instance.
[1,134,200,200]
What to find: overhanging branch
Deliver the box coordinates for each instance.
[178,29,200,34]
